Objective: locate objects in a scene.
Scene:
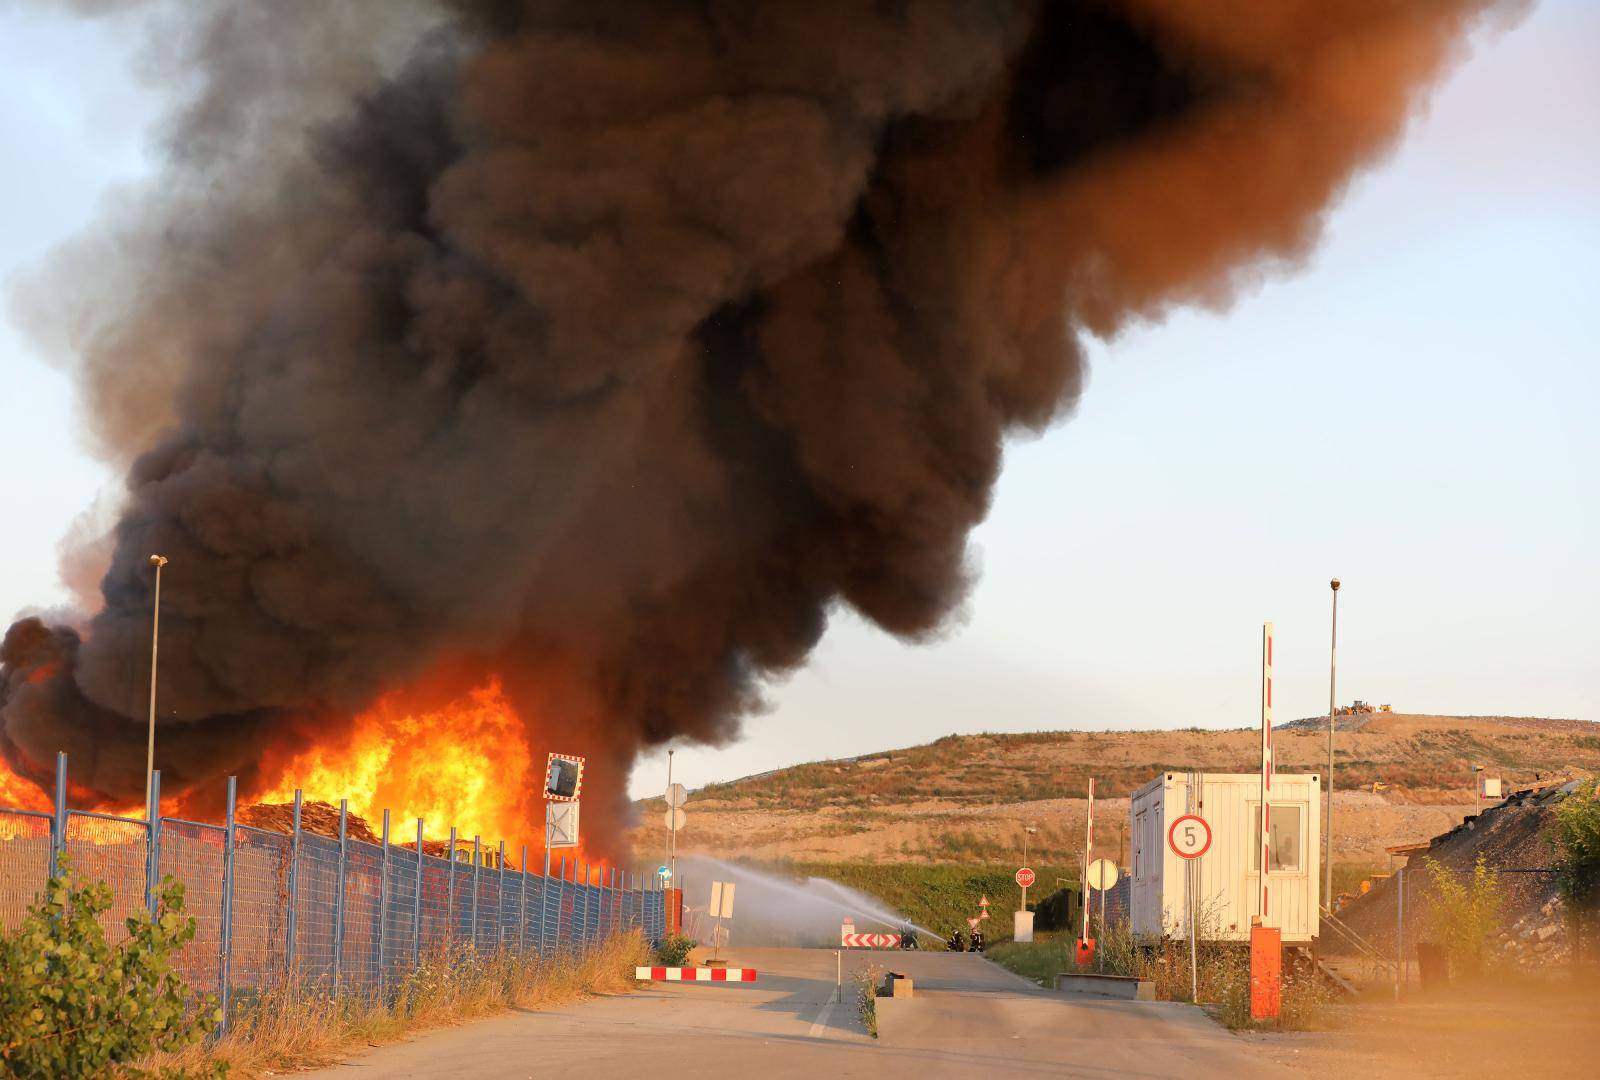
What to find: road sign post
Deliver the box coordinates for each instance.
[1170,798,1212,1003]
[1086,858,1118,972]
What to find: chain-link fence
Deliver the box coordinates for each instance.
[1,753,672,1031]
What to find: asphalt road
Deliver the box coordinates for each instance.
[298,948,1289,1079]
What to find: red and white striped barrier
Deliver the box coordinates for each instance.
[840,933,901,949]
[635,966,757,982]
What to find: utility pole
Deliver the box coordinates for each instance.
[145,555,168,817]
[667,748,677,885]
[1326,579,1339,908]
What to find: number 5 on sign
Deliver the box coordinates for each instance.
[1168,814,1211,859]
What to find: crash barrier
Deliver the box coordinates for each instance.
[0,752,670,1033]
[636,966,757,982]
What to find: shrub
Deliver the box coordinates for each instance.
[1552,780,1600,909]
[0,859,223,1078]
[1423,854,1504,977]
[653,933,697,966]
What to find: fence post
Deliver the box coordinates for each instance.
[498,840,507,950]
[540,848,552,955]
[379,810,390,997]
[519,845,529,955]
[219,776,237,1035]
[334,799,347,994]
[145,769,162,918]
[50,751,67,878]
[446,826,456,947]
[414,818,424,968]
[286,790,301,976]
[472,835,481,952]
[555,856,566,950]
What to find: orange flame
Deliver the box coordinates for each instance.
[257,676,545,856]
[0,755,51,814]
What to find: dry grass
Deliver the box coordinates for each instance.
[149,933,650,1077]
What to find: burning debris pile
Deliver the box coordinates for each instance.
[237,800,380,845]
[0,0,1513,853]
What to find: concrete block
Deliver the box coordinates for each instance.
[1053,973,1155,1000]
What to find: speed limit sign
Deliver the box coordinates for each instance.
[1168,814,1212,859]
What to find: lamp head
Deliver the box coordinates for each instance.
[149,554,168,568]
[1330,578,1340,591]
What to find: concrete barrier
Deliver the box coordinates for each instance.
[1053,973,1155,1000]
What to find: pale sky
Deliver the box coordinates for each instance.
[0,4,1594,801]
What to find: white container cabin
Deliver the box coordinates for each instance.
[1129,772,1321,945]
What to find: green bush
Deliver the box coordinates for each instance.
[1552,780,1600,909]
[1423,854,1504,977]
[0,859,223,1078]
[653,933,697,967]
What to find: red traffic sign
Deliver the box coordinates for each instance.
[1015,867,1036,889]
[979,895,990,907]
[1168,814,1212,859]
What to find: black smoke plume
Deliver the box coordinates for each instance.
[2,0,1512,845]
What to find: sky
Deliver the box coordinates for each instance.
[0,3,1595,801]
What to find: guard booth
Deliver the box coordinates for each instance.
[1129,772,1321,944]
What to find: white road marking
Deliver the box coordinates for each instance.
[806,1001,836,1038]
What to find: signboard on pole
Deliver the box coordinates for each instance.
[667,782,689,807]
[1015,867,1035,889]
[1086,858,1119,890]
[544,753,585,802]
[1168,814,1212,859]
[709,880,736,919]
[663,807,687,831]
[545,801,579,848]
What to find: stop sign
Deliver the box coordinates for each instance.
[1015,867,1035,889]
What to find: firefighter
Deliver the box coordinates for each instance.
[969,928,985,953]
[946,928,965,952]
[900,925,919,950]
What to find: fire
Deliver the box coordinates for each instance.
[0,754,50,814]
[258,676,540,854]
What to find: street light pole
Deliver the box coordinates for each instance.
[666,748,677,885]
[1326,577,1339,908]
[1021,825,1037,911]
[145,554,168,819]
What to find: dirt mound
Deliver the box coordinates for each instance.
[1327,781,1582,966]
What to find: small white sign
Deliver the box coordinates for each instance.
[709,880,736,919]
[545,801,580,848]
[667,782,689,808]
[664,807,687,831]
[1087,858,1120,891]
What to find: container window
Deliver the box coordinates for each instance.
[1252,804,1302,872]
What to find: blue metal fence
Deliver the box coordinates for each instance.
[0,751,669,1032]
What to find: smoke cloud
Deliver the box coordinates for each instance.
[2,0,1512,844]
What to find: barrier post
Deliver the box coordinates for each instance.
[145,769,162,918]
[286,790,301,974]
[334,800,348,993]
[498,840,507,949]
[219,776,237,1033]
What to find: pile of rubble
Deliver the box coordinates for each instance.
[1328,779,1587,973]
[238,799,380,843]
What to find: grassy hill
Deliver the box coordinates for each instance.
[632,714,1597,871]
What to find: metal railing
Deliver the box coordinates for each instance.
[0,752,669,1032]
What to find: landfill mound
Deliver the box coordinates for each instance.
[1327,781,1584,967]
